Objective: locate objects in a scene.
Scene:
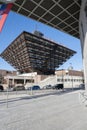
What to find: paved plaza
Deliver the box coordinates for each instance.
[0,90,87,130]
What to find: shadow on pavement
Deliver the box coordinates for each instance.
[0,87,84,106]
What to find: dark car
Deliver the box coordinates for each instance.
[13,86,25,91]
[32,85,40,90]
[0,85,4,91]
[52,84,64,90]
[79,84,85,90]
[27,85,40,90]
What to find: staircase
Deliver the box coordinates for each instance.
[38,75,57,88]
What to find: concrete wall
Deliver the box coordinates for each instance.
[79,0,87,90]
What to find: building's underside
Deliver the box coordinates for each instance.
[10,0,81,39]
[0,31,76,75]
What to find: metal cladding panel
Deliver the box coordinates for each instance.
[10,0,81,39]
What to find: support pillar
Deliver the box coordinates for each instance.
[78,0,87,107]
[12,78,14,86]
[24,78,26,85]
[79,0,87,91]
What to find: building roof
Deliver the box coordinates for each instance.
[0,31,76,74]
[10,0,81,38]
[55,69,84,77]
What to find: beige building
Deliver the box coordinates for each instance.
[0,69,84,89]
[55,70,84,88]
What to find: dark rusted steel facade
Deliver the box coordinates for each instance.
[0,31,76,75]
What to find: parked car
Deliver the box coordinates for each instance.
[43,85,52,89]
[79,84,85,90]
[52,84,64,90]
[13,86,25,91]
[0,85,4,91]
[27,85,40,90]
[6,87,14,92]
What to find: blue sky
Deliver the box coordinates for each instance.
[0,11,83,71]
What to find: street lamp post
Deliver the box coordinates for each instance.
[6,77,9,108]
[68,63,73,90]
[62,69,64,84]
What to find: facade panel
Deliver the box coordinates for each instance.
[0,31,76,75]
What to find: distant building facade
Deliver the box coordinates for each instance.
[0,69,84,89]
[0,69,16,84]
[55,70,84,88]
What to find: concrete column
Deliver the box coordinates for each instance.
[79,0,87,90]
[12,78,14,85]
[24,78,26,85]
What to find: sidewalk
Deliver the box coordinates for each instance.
[0,90,87,130]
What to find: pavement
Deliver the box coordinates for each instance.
[0,89,87,130]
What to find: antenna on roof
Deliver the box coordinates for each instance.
[33,23,44,37]
[35,24,38,31]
